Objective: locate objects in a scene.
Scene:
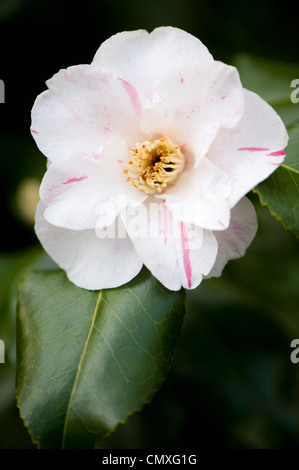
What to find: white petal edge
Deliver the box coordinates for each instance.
[207,88,289,208]
[206,196,258,279]
[35,201,143,290]
[92,27,213,95]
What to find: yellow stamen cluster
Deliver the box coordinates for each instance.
[124,136,185,194]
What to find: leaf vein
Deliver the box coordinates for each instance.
[101,297,156,360]
[61,290,103,448]
[125,285,158,325]
[93,324,130,383]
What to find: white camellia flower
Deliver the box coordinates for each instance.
[31,27,288,291]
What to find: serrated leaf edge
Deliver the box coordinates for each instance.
[16,271,43,449]
[95,299,186,448]
[16,270,186,449]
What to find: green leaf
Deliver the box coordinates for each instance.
[232,53,299,237]
[0,246,57,365]
[234,54,299,103]
[254,121,299,239]
[272,103,299,129]
[233,54,299,113]
[16,268,185,449]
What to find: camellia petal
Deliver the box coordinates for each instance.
[40,139,147,231]
[141,61,244,165]
[92,27,213,100]
[158,157,232,231]
[35,202,143,290]
[31,65,146,163]
[207,89,288,207]
[206,197,258,278]
[121,200,218,291]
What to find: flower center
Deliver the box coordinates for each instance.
[124,136,185,194]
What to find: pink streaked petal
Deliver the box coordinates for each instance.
[206,197,257,279]
[31,65,146,163]
[62,176,88,185]
[117,77,142,117]
[180,222,192,289]
[121,200,218,290]
[237,147,269,151]
[207,89,288,207]
[217,220,226,228]
[266,150,286,157]
[92,27,213,102]
[40,139,147,230]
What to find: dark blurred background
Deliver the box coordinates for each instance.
[0,0,299,449]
